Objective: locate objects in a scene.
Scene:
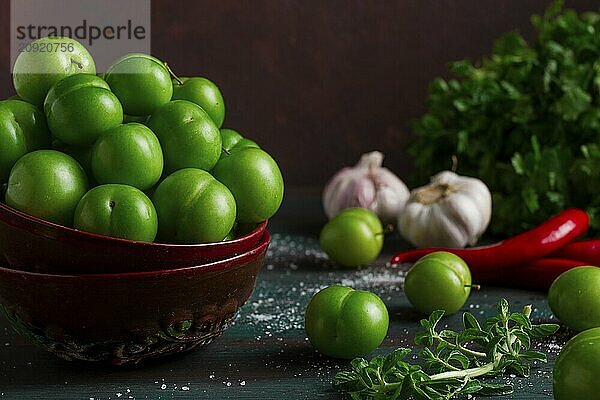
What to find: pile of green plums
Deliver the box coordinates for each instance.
[1,36,284,244]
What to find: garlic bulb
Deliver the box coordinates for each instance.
[398,171,492,248]
[323,151,409,224]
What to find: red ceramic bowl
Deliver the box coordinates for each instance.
[0,231,270,365]
[0,202,267,274]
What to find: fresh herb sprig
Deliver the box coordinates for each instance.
[332,299,559,399]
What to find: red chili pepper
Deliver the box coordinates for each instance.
[390,208,589,280]
[550,239,600,265]
[487,258,587,291]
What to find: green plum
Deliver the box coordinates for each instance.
[91,123,163,191]
[319,208,383,267]
[44,74,123,146]
[152,168,236,244]
[220,128,259,157]
[211,147,283,224]
[147,100,221,173]
[171,77,225,128]
[404,252,472,315]
[103,53,172,116]
[548,266,600,332]
[13,37,96,106]
[553,327,600,400]
[0,99,51,181]
[5,150,88,226]
[305,285,389,359]
[74,184,158,242]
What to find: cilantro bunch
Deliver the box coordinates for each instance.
[410,0,600,236]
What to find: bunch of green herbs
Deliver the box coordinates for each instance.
[332,299,559,399]
[410,0,600,236]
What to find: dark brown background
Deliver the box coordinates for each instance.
[0,0,597,190]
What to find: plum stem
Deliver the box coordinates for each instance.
[164,62,183,85]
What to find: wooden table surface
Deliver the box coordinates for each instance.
[0,194,569,399]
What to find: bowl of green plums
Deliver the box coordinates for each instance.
[0,36,283,364]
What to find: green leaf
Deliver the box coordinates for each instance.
[529,323,560,338]
[520,351,548,362]
[462,312,481,330]
[383,348,411,373]
[333,260,565,398]
[511,152,525,175]
[555,85,592,120]
[522,186,540,213]
[510,312,532,329]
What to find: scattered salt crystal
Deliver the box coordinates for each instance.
[160,384,167,390]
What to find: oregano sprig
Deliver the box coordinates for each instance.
[332,299,559,399]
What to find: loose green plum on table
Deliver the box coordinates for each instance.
[305,285,389,359]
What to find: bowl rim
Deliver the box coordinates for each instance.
[0,231,271,279]
[0,201,267,248]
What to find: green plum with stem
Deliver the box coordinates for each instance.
[171,76,225,128]
[104,53,172,116]
[12,37,96,107]
[319,208,384,267]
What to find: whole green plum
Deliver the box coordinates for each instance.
[319,208,383,267]
[5,150,88,226]
[0,99,51,181]
[91,123,163,191]
[305,285,389,359]
[404,252,472,315]
[548,266,600,332]
[152,168,236,244]
[172,77,225,128]
[104,53,172,116]
[211,147,283,224]
[147,100,221,173]
[13,37,96,106]
[44,74,123,146]
[74,184,158,242]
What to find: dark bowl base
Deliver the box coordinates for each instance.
[1,304,238,365]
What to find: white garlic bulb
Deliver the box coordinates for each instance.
[323,151,409,224]
[398,171,492,248]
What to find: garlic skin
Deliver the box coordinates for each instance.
[322,151,409,224]
[398,171,492,248]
